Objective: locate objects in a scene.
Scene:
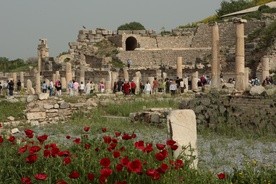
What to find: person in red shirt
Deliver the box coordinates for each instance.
[123,81,130,95]
[130,80,136,95]
[152,77,159,94]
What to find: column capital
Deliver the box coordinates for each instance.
[232,18,247,24]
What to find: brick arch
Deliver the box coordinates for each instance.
[125,36,137,51]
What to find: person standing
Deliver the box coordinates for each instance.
[130,80,136,95]
[144,81,152,95]
[85,81,92,95]
[8,80,14,96]
[17,80,22,91]
[169,80,177,96]
[42,81,48,93]
[49,80,54,96]
[0,82,2,95]
[152,77,159,94]
[73,80,79,96]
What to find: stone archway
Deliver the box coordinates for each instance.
[125,36,137,51]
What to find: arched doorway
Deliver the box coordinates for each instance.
[125,36,137,51]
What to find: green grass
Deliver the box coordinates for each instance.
[0,101,26,121]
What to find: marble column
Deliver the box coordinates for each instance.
[55,71,60,81]
[27,79,35,95]
[20,72,24,88]
[184,77,189,91]
[66,62,73,83]
[38,52,42,74]
[211,22,221,88]
[177,57,183,79]
[244,67,250,89]
[163,72,167,80]
[133,76,140,94]
[234,19,247,92]
[61,77,67,90]
[12,72,17,88]
[191,71,198,91]
[105,71,112,93]
[261,56,270,82]
[123,67,129,82]
[111,71,119,90]
[35,72,41,94]
[156,69,162,80]
[52,74,56,83]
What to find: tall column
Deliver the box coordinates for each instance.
[38,52,42,74]
[105,71,112,93]
[66,62,73,83]
[261,56,270,82]
[133,76,140,94]
[163,72,167,80]
[123,67,129,82]
[177,57,183,79]
[35,72,41,94]
[211,22,221,88]
[79,65,85,83]
[20,72,24,88]
[234,19,247,92]
[61,77,67,90]
[12,72,17,88]
[52,74,56,83]
[244,67,250,89]
[55,71,60,81]
[191,71,198,91]
[156,69,162,80]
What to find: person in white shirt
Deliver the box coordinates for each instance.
[85,81,92,95]
[143,81,152,95]
[169,80,177,95]
[79,81,85,95]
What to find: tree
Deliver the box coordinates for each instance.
[117,22,145,30]
[216,0,253,17]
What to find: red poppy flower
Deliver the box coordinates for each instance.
[146,169,160,180]
[217,172,226,179]
[37,134,48,144]
[134,140,145,151]
[34,173,47,180]
[29,146,41,154]
[19,145,28,154]
[0,136,3,143]
[99,175,107,184]
[113,151,120,158]
[155,152,166,161]
[170,144,178,150]
[21,177,32,184]
[166,139,176,146]
[115,131,121,137]
[174,159,184,169]
[103,136,112,144]
[102,127,107,132]
[156,143,166,150]
[131,133,136,138]
[108,142,117,150]
[8,135,16,143]
[116,163,124,172]
[73,138,81,144]
[58,150,70,157]
[56,179,68,184]
[24,129,34,138]
[157,163,169,174]
[87,173,95,181]
[69,170,80,179]
[127,159,142,173]
[43,150,51,158]
[51,147,61,157]
[120,157,129,166]
[83,126,90,132]
[100,168,113,177]
[84,143,91,150]
[66,135,71,139]
[100,157,111,167]
[143,143,153,153]
[26,154,38,164]
[63,157,71,165]
[122,133,132,140]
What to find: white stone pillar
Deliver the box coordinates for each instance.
[66,62,73,84]
[211,22,221,89]
[133,76,140,94]
[20,72,24,88]
[111,71,119,90]
[61,77,67,90]
[123,67,129,82]
[184,77,189,91]
[191,71,198,91]
[163,72,167,80]
[27,79,35,95]
[148,77,154,88]
[38,52,42,74]
[35,72,41,94]
[244,67,250,89]
[52,74,56,83]
[105,71,112,93]
[156,69,162,80]
[261,56,270,82]
[234,19,247,92]
[12,72,17,89]
[55,71,60,81]
[177,57,183,79]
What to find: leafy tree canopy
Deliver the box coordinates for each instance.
[117,22,145,30]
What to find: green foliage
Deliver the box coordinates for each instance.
[0,101,26,121]
[178,22,198,29]
[117,21,145,30]
[216,0,253,17]
[0,57,32,72]
[199,15,219,24]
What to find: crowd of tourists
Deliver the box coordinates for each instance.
[0,79,22,96]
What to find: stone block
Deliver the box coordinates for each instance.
[167,109,198,168]
[250,86,266,96]
[60,102,69,109]
[27,95,38,103]
[43,104,54,109]
[26,112,46,120]
[39,93,49,100]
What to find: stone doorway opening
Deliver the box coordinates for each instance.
[125,36,137,51]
